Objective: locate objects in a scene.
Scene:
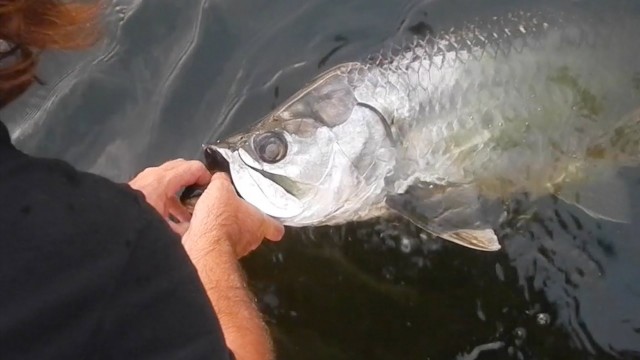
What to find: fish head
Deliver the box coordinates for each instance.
[206,64,396,226]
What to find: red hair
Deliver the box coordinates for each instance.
[0,0,102,108]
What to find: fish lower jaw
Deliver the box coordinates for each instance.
[293,202,390,228]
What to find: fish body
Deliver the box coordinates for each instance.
[206,1,640,251]
[353,7,639,195]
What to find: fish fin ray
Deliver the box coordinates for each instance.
[385,182,501,251]
[439,229,501,252]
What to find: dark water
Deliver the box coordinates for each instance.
[2,0,640,359]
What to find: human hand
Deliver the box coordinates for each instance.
[128,159,211,235]
[183,171,284,260]
[183,171,281,360]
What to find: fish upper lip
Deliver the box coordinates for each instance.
[204,146,231,174]
[203,145,245,198]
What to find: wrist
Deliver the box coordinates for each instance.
[182,227,236,265]
[183,228,250,296]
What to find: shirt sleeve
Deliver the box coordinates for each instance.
[89,205,232,360]
[0,151,231,360]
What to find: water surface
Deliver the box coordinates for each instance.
[3,0,640,358]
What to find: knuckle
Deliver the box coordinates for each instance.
[185,160,206,172]
[163,158,185,167]
[139,167,158,176]
[193,161,207,171]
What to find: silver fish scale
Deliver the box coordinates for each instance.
[344,7,640,198]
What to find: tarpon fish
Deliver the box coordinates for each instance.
[196,1,640,251]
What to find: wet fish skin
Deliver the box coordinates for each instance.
[206,1,640,251]
[346,5,640,198]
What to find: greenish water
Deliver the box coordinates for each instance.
[2,0,640,358]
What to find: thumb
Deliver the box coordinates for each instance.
[259,209,285,241]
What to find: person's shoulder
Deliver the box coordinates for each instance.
[0,153,230,359]
[36,155,144,207]
[0,151,162,244]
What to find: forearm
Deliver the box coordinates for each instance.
[183,231,274,360]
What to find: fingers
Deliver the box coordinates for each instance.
[187,166,286,259]
[209,171,234,190]
[164,160,212,193]
[169,220,189,236]
[132,159,211,193]
[129,159,212,222]
[261,211,285,241]
[194,171,234,206]
[168,196,192,223]
[207,172,284,242]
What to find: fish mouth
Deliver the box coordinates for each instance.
[179,147,233,211]
[203,145,304,220]
[204,146,231,174]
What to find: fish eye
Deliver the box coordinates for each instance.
[253,131,288,164]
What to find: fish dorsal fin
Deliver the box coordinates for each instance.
[555,169,631,223]
[385,182,501,252]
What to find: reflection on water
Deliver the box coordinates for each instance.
[244,188,640,359]
[2,0,640,358]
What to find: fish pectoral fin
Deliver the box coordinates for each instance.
[555,169,631,223]
[385,182,502,252]
[439,229,500,252]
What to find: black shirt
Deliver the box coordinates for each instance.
[0,122,231,359]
